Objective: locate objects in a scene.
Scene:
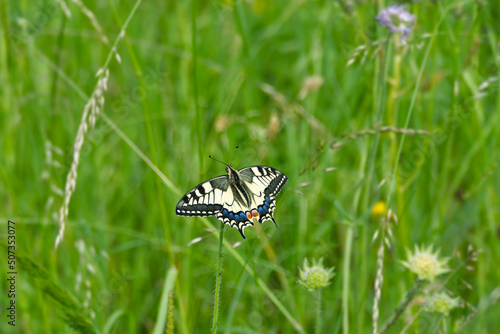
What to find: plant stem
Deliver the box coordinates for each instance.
[212,220,225,334]
[191,0,203,174]
[371,37,392,334]
[372,229,386,334]
[315,289,323,334]
[379,279,424,334]
[342,227,353,334]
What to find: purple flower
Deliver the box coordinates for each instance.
[376,5,415,44]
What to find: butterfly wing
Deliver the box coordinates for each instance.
[216,166,287,238]
[176,176,229,217]
[239,165,288,198]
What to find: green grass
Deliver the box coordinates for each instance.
[1,0,500,333]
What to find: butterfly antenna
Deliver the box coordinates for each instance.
[208,155,228,166]
[229,146,239,166]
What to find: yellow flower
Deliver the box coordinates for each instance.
[371,201,387,218]
[426,292,460,315]
[298,258,335,291]
[401,245,449,281]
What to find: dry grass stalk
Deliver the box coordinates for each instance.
[69,0,109,45]
[55,70,109,250]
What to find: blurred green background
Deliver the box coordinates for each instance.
[1,0,499,333]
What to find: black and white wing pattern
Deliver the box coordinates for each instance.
[176,165,287,239]
[239,166,288,198]
[176,176,229,217]
[216,166,287,238]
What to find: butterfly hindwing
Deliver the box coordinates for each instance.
[215,166,287,238]
[216,185,255,238]
[176,176,228,217]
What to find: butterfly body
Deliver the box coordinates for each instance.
[176,165,287,238]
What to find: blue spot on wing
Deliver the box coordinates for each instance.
[221,210,249,222]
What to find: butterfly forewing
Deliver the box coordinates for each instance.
[238,166,288,197]
[175,176,228,216]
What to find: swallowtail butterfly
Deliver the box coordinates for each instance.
[176,153,287,239]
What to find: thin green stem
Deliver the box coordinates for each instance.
[107,0,175,267]
[342,227,353,334]
[212,220,225,334]
[370,38,392,334]
[379,279,424,334]
[385,13,446,206]
[49,14,66,110]
[429,315,443,333]
[315,289,323,334]
[191,0,203,173]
